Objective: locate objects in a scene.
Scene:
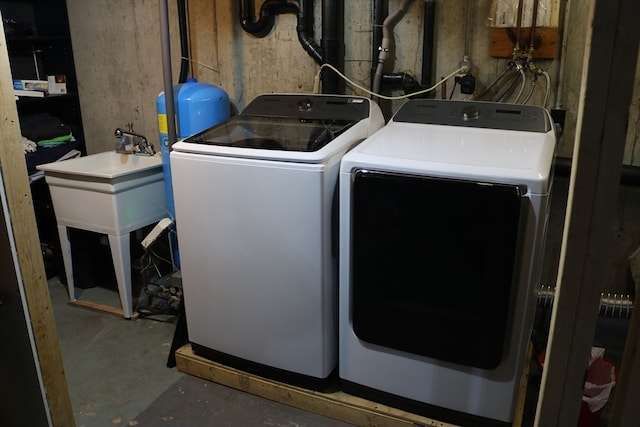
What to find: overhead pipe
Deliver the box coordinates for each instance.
[320,1,343,93]
[372,0,415,102]
[296,0,322,63]
[159,0,177,149]
[371,0,386,90]
[177,0,190,83]
[239,0,343,94]
[421,0,435,88]
[240,0,299,37]
[554,157,640,187]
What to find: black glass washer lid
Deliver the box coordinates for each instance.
[184,115,358,152]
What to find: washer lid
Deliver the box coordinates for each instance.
[174,94,380,163]
[182,115,357,153]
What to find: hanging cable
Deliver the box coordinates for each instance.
[314,63,467,100]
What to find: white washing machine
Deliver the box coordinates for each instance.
[339,100,556,425]
[171,94,384,390]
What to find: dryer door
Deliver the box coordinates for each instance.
[350,170,527,369]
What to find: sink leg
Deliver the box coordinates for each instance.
[57,225,75,301]
[108,233,132,319]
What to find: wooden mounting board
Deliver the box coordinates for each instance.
[68,299,138,319]
[175,344,530,426]
[490,27,559,59]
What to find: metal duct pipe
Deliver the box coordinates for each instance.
[372,0,415,102]
[537,285,634,318]
[421,0,435,88]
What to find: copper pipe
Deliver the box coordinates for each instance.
[529,0,540,53]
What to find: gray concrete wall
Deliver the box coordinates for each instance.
[65,0,586,155]
[65,0,639,165]
[65,0,639,295]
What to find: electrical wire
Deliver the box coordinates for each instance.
[449,79,458,99]
[313,63,467,100]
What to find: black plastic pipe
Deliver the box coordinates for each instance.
[177,0,190,83]
[554,157,640,187]
[238,0,344,95]
[240,0,299,37]
[296,0,323,63]
[421,0,435,88]
[371,0,386,91]
[159,0,177,148]
[321,1,343,93]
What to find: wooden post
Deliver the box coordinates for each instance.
[534,0,640,425]
[0,16,75,427]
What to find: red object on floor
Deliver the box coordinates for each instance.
[537,350,618,427]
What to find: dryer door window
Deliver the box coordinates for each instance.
[351,170,526,369]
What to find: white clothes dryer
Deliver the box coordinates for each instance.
[338,99,556,425]
[171,94,384,390]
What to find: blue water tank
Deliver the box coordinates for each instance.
[156,79,229,269]
[156,78,230,218]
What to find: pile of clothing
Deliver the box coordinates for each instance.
[20,113,74,154]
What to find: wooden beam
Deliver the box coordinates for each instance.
[175,345,459,427]
[0,17,75,427]
[68,299,139,319]
[176,344,531,426]
[535,0,640,425]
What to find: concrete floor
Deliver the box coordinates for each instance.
[50,277,351,426]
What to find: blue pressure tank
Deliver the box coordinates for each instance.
[157,79,229,269]
[156,78,230,218]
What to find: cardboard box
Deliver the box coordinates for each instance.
[13,79,48,92]
[47,74,67,94]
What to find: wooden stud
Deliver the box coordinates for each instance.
[0,19,75,427]
[534,0,640,425]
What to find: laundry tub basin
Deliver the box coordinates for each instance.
[37,151,167,235]
[37,151,167,318]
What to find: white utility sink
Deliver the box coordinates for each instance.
[37,151,167,318]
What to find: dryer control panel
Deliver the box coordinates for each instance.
[393,99,552,133]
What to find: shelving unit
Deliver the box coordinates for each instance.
[1,0,86,279]
[2,0,85,149]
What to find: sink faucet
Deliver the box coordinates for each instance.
[114,126,156,156]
